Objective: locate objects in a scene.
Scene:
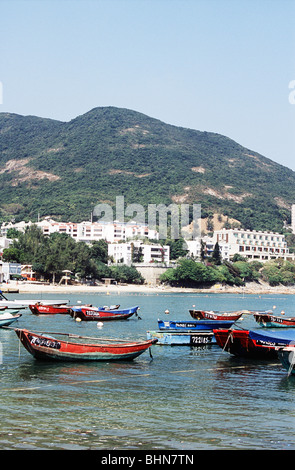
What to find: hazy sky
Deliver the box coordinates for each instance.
[1,0,295,170]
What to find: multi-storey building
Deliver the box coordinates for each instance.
[1,218,294,264]
[1,218,159,243]
[185,237,215,259]
[108,241,170,265]
[213,228,295,262]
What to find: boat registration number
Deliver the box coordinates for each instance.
[85,310,100,317]
[190,335,212,345]
[28,334,61,350]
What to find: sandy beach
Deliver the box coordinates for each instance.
[2,280,295,296]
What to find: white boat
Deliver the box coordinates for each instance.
[0,311,22,327]
[0,290,69,308]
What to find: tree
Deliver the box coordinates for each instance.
[200,239,206,261]
[165,238,188,260]
[211,242,221,265]
[170,259,216,286]
[90,240,108,264]
[132,245,144,263]
[13,225,45,264]
[110,265,144,284]
[6,228,21,238]
[2,246,21,263]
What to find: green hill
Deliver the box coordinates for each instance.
[0,106,294,232]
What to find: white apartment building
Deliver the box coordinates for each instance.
[1,218,159,244]
[185,236,215,259]
[213,228,295,262]
[108,241,170,265]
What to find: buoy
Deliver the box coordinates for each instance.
[165,309,170,315]
[97,322,103,328]
[281,310,285,315]
[75,317,82,322]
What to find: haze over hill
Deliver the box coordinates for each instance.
[0,106,294,232]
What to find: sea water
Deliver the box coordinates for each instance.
[0,291,294,450]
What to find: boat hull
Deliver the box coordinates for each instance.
[70,306,139,321]
[15,329,157,361]
[189,309,243,321]
[278,347,295,375]
[29,304,72,315]
[254,313,295,328]
[147,330,216,346]
[213,328,294,358]
[0,313,22,327]
[158,319,235,331]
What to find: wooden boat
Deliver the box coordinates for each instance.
[189,309,243,321]
[15,328,157,362]
[158,319,236,331]
[147,330,216,346]
[29,304,73,315]
[29,302,120,315]
[278,347,295,376]
[253,312,295,328]
[0,312,22,327]
[213,328,295,359]
[70,305,140,321]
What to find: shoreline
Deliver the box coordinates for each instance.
[2,281,295,296]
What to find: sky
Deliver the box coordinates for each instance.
[1,0,295,171]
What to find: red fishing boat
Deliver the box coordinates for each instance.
[213,328,295,359]
[15,328,157,361]
[70,305,140,321]
[29,304,72,315]
[29,303,120,316]
[189,309,243,321]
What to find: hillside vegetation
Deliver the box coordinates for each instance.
[0,107,294,232]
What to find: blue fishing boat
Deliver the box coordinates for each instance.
[158,319,236,331]
[70,305,140,321]
[214,328,295,358]
[147,330,216,346]
[248,329,295,346]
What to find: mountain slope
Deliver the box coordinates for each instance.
[0,106,294,232]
